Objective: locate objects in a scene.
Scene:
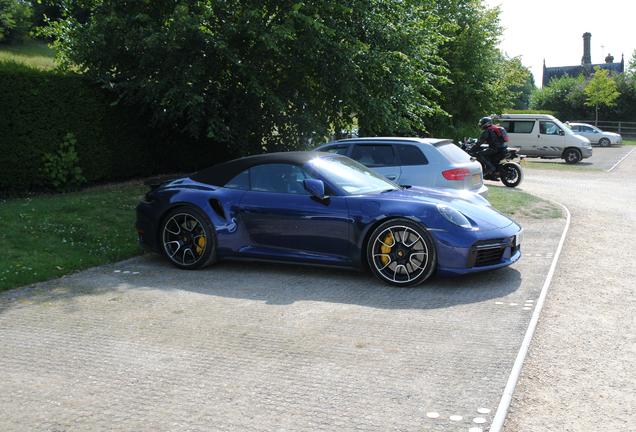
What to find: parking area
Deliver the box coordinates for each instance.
[0,214,565,432]
[525,144,635,170]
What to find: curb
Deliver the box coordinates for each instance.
[489,196,571,432]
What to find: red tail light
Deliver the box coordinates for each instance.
[442,168,471,181]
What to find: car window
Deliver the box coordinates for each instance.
[581,126,594,132]
[248,164,314,194]
[225,169,250,190]
[396,144,428,166]
[437,143,472,164]
[540,121,562,135]
[350,145,396,167]
[571,125,580,131]
[320,144,348,155]
[499,121,534,133]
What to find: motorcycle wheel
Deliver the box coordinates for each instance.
[500,163,523,188]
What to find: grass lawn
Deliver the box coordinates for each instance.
[0,181,559,293]
[0,39,57,70]
[1,184,147,292]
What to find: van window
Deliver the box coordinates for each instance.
[499,121,534,133]
[540,121,562,135]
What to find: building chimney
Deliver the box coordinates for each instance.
[582,32,592,73]
[605,54,614,63]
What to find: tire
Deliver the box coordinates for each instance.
[367,218,437,287]
[563,148,582,164]
[500,163,523,188]
[160,207,217,270]
[598,138,611,147]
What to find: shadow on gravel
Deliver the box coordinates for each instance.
[1,252,523,315]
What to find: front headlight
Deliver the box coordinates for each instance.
[436,204,472,229]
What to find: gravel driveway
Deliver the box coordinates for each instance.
[1,146,634,432]
[502,146,636,431]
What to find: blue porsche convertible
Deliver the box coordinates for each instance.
[135,152,523,287]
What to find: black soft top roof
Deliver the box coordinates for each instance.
[189,151,332,186]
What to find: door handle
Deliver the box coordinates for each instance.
[243,206,264,213]
[385,175,397,180]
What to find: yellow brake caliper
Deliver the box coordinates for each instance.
[196,237,205,255]
[380,232,393,266]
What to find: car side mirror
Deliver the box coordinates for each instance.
[559,129,565,136]
[304,179,329,200]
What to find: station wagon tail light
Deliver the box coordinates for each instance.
[442,168,471,180]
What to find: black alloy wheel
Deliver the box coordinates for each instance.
[161,207,217,270]
[367,218,437,287]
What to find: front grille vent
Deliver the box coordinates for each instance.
[466,238,511,268]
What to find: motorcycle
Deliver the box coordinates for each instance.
[459,138,525,188]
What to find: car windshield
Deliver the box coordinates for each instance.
[309,155,401,195]
[551,118,576,135]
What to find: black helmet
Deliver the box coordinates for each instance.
[479,117,492,130]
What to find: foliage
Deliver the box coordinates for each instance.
[42,133,87,189]
[583,66,620,123]
[628,49,636,78]
[509,71,536,110]
[424,0,529,141]
[45,0,450,153]
[529,66,636,123]
[0,0,33,42]
[529,73,586,119]
[0,62,237,195]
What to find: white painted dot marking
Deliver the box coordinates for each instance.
[123,271,130,274]
[473,417,487,423]
[495,301,504,305]
[133,272,140,275]
[523,307,532,310]
[426,412,440,418]
[449,415,462,421]
[510,303,518,306]
[114,270,121,273]
[525,300,534,303]
[477,408,491,414]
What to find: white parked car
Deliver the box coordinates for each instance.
[569,123,622,147]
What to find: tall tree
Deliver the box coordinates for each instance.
[423,0,527,138]
[584,66,620,125]
[0,0,32,42]
[46,0,447,153]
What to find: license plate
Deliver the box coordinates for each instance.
[520,158,527,167]
[472,173,481,184]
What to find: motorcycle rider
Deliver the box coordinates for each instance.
[475,117,508,175]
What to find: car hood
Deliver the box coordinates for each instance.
[371,186,515,230]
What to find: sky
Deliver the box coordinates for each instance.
[483,0,635,86]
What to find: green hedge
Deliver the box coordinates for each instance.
[0,61,237,195]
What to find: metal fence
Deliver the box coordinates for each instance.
[571,120,636,139]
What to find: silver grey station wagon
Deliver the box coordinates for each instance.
[313,137,488,198]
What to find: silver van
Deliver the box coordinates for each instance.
[496,114,593,164]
